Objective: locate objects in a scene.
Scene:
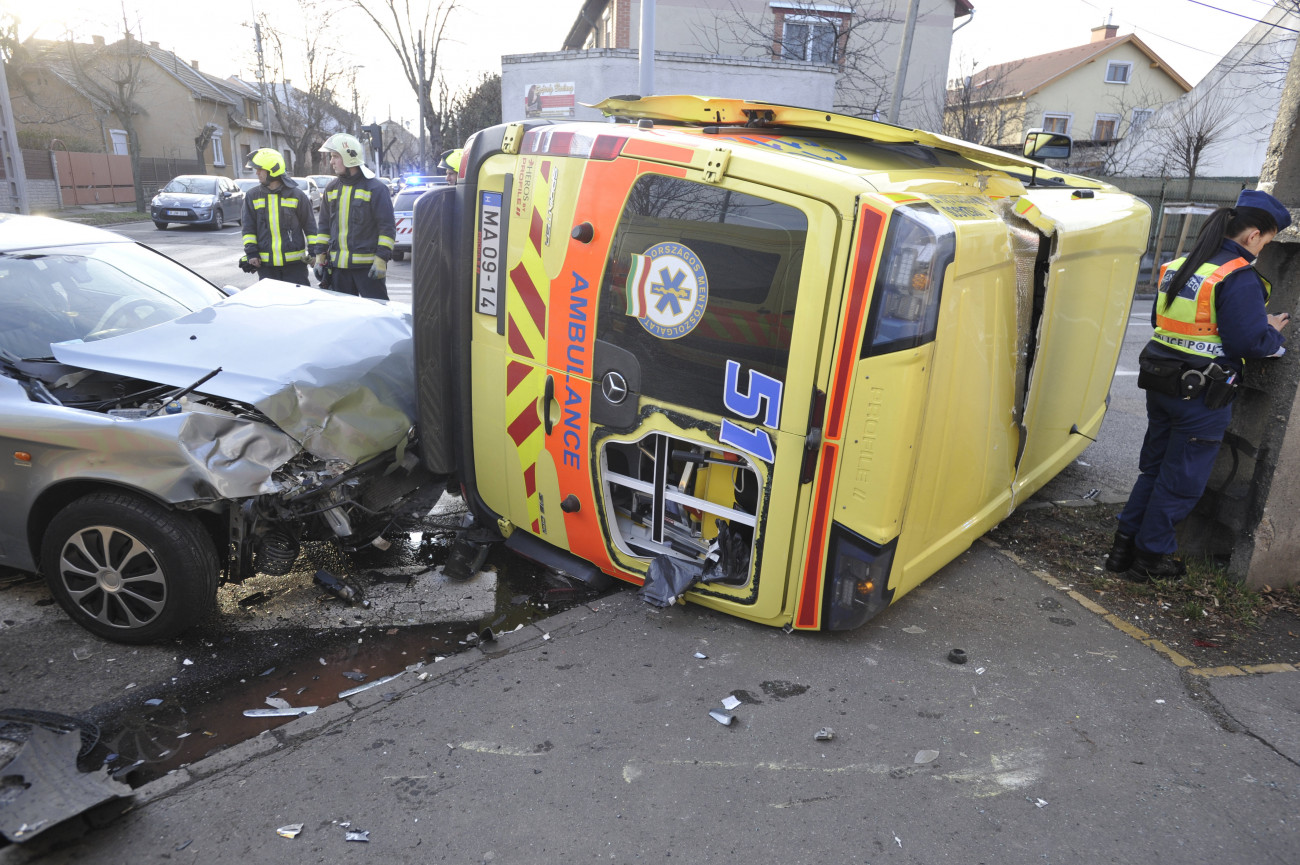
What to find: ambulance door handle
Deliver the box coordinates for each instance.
[542,374,555,435]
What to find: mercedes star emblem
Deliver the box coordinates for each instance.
[602,371,629,405]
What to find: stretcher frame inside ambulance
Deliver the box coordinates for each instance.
[412,96,1150,631]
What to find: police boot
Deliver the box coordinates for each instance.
[1104,531,1136,573]
[1126,550,1187,582]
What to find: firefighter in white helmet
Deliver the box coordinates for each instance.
[239,147,321,286]
[315,132,396,299]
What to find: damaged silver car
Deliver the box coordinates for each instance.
[0,215,441,643]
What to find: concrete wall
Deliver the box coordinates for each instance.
[501,48,838,123]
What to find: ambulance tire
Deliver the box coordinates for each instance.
[392,250,404,262]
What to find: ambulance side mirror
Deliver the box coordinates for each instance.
[1022,130,1072,161]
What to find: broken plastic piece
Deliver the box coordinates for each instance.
[144,698,163,706]
[72,647,95,661]
[277,823,304,839]
[371,536,392,551]
[0,727,131,843]
[313,569,368,607]
[902,625,926,634]
[341,671,367,682]
[721,695,741,711]
[265,697,291,710]
[914,749,939,764]
[709,710,734,726]
[814,727,835,741]
[243,706,318,718]
[345,829,370,842]
[339,671,405,700]
[693,652,708,659]
[947,648,967,664]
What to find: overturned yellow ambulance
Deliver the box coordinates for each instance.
[413,96,1149,631]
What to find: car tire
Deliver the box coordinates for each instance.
[154,221,168,230]
[212,208,225,230]
[41,491,220,644]
[393,250,405,262]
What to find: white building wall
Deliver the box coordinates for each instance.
[1113,5,1298,178]
[501,49,838,123]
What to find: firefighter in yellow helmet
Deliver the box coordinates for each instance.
[315,132,396,300]
[239,148,321,286]
[438,148,463,186]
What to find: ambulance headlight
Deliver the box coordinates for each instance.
[864,203,955,356]
[823,524,895,631]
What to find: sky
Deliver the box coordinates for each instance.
[9,0,1281,126]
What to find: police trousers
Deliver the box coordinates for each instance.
[1116,389,1232,556]
[332,268,388,301]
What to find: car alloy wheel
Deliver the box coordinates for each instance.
[41,491,219,644]
[212,208,225,230]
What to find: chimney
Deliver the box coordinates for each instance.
[191,60,199,70]
[92,35,105,46]
[1091,23,1118,42]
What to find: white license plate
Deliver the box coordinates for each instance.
[165,210,187,217]
[476,191,502,316]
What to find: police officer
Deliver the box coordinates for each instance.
[239,148,321,286]
[1107,189,1292,580]
[315,133,396,300]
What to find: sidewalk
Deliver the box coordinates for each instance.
[6,539,1297,864]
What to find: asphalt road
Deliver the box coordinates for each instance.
[111,219,416,307]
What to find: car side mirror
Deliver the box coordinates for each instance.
[1022,130,1071,161]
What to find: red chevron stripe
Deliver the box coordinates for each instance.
[506,360,531,394]
[529,208,543,252]
[510,261,548,336]
[508,315,533,359]
[507,402,541,447]
[523,463,536,497]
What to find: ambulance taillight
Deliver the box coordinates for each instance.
[520,128,626,161]
[823,525,895,631]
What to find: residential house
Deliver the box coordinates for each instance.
[503,0,972,127]
[945,23,1191,170]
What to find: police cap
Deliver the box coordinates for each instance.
[1237,189,1291,232]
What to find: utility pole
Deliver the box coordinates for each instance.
[253,21,272,149]
[887,0,921,125]
[639,0,655,97]
[416,30,426,172]
[0,57,30,213]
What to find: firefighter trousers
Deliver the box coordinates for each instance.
[1116,389,1232,556]
[332,268,388,301]
[257,263,310,286]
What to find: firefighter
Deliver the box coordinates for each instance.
[439,148,463,186]
[1107,189,1292,581]
[315,132,396,300]
[238,148,320,286]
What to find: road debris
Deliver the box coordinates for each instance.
[277,823,304,838]
[902,625,926,634]
[947,648,967,664]
[721,695,742,711]
[339,671,405,700]
[814,727,835,741]
[709,710,735,726]
[243,706,318,718]
[0,727,131,843]
[693,651,708,659]
[345,829,370,842]
[914,750,939,764]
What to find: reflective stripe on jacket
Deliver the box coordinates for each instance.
[1152,256,1270,359]
[320,174,396,270]
[242,184,322,267]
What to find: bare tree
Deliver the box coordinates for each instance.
[63,12,149,210]
[938,58,1025,147]
[1147,92,1237,198]
[440,72,500,151]
[260,4,347,173]
[343,0,458,171]
[697,0,898,119]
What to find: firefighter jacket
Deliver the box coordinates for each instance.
[1148,238,1284,373]
[241,181,322,267]
[319,172,396,270]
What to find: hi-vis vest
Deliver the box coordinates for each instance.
[1153,256,1270,359]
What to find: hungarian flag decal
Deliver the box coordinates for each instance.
[625,253,650,318]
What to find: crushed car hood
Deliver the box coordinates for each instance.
[51,281,417,464]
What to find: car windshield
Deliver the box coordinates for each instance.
[0,240,226,360]
[162,176,217,194]
[293,178,314,191]
[393,189,429,211]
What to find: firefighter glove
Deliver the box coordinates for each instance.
[313,253,329,283]
[367,257,388,280]
[238,255,259,273]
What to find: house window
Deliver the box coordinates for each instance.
[1130,108,1153,131]
[244,98,260,122]
[1105,61,1131,84]
[1093,114,1120,141]
[781,15,839,63]
[1042,114,1071,134]
[212,132,225,167]
[109,129,129,156]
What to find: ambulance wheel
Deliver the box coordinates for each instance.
[392,250,404,262]
[41,491,220,644]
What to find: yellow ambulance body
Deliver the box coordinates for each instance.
[413,96,1150,631]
